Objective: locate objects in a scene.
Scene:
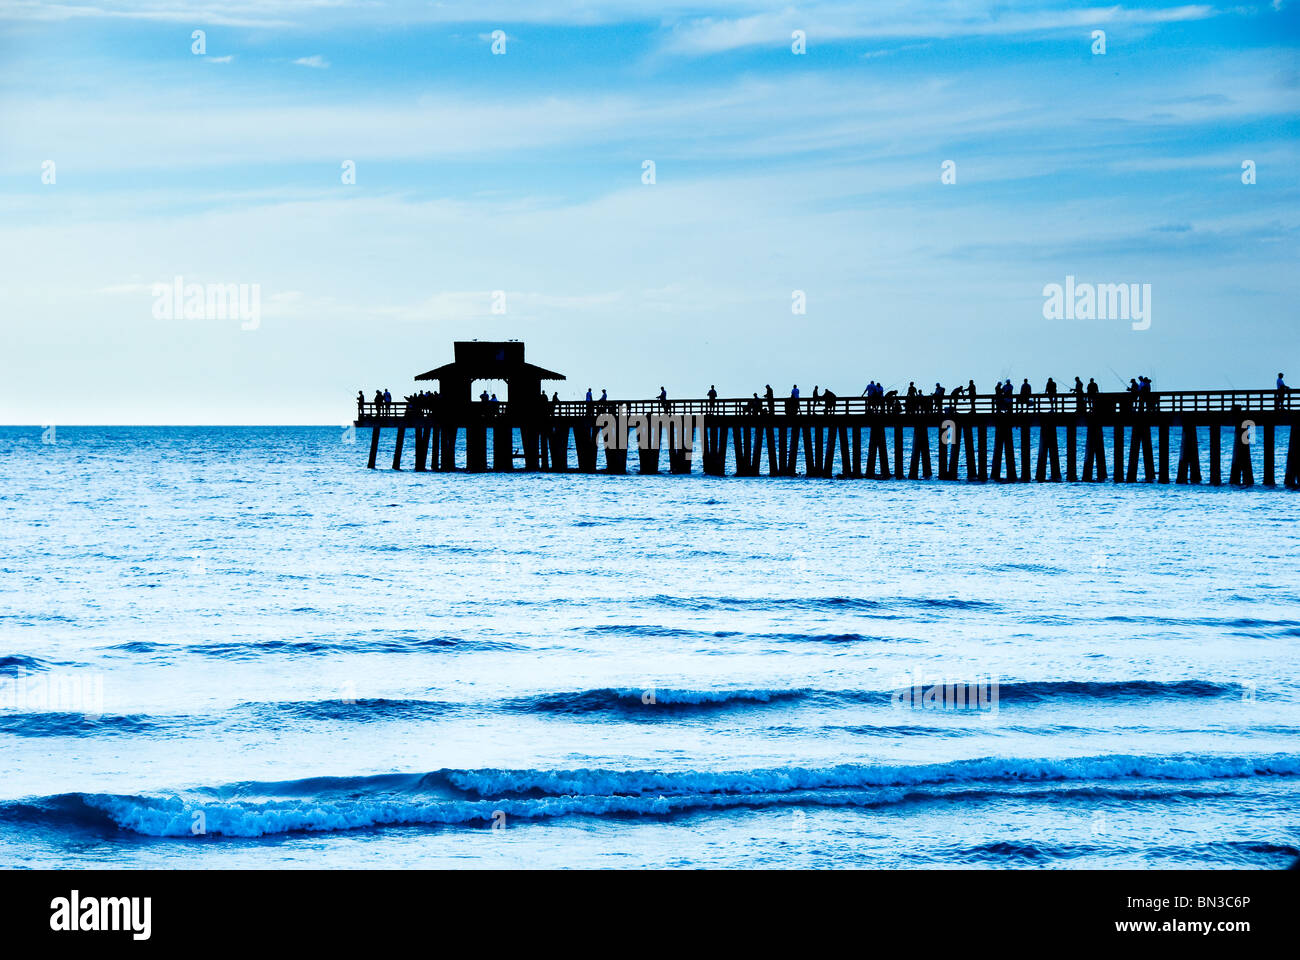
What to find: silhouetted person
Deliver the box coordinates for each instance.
[658,386,669,413]
[707,384,717,413]
[1278,372,1290,409]
[1086,377,1099,412]
[765,384,775,415]
[1045,376,1057,411]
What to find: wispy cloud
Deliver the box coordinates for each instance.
[661,4,1221,55]
[292,55,330,69]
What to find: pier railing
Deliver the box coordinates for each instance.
[358,388,1295,421]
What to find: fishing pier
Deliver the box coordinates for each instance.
[354,342,1300,489]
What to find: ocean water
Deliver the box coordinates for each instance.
[2,425,1298,869]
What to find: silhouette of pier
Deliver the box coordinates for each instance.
[354,342,1300,488]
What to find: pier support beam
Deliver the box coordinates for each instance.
[866,424,890,478]
[1112,424,1124,484]
[1229,420,1254,487]
[1285,424,1300,489]
[603,419,628,474]
[667,418,693,474]
[1035,425,1061,482]
[574,422,599,473]
[992,423,1017,482]
[493,424,514,472]
[1126,423,1154,482]
[1176,424,1201,484]
[367,426,381,470]
[894,425,904,479]
[440,425,457,472]
[1082,422,1106,481]
[1210,425,1222,486]
[908,423,932,480]
[1263,423,1275,487]
[413,426,429,472]
[521,426,540,471]
[1066,423,1077,482]
[548,423,570,472]
[801,426,817,477]
[466,424,487,472]
[1158,424,1169,483]
[1020,424,1031,481]
[391,425,406,470]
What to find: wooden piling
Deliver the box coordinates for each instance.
[1263,423,1275,487]
[604,419,628,474]
[549,423,570,472]
[1127,424,1154,482]
[1035,425,1061,482]
[866,424,889,478]
[1176,424,1201,484]
[440,425,457,472]
[824,425,839,478]
[1112,424,1124,484]
[367,426,381,470]
[493,424,514,472]
[1066,423,1077,482]
[908,424,932,480]
[1285,423,1300,489]
[1083,422,1106,481]
[992,423,1016,482]
[413,426,428,472]
[1229,421,1253,487]
[391,425,406,470]
[1209,425,1221,486]
[522,426,539,471]
[1158,424,1169,483]
[466,424,487,472]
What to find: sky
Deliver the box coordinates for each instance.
[1,0,1297,424]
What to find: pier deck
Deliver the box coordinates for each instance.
[352,388,1300,488]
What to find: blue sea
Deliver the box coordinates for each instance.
[2,425,1298,869]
